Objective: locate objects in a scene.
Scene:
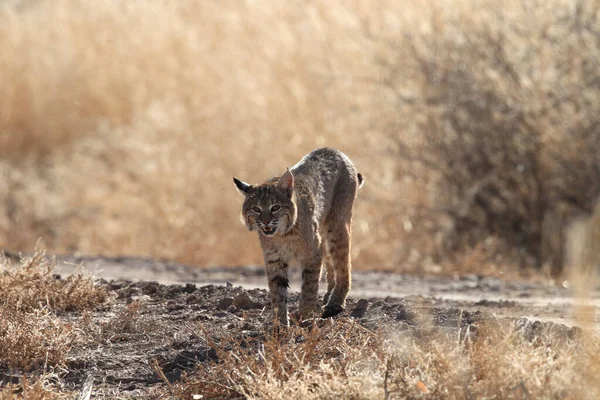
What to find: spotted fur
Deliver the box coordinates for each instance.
[233,148,363,326]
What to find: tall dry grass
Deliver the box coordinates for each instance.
[1,0,599,274]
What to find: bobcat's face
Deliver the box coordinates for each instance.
[233,170,297,237]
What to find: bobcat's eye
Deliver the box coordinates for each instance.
[271,205,281,212]
[252,206,261,213]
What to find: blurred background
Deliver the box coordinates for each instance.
[1,0,599,277]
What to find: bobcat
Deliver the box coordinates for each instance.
[233,148,363,326]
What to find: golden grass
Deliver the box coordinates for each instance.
[1,0,599,275]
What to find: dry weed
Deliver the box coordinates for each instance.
[0,252,108,312]
[0,305,76,371]
[97,299,157,342]
[0,374,71,400]
[177,318,599,400]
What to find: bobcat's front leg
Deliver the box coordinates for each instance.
[265,258,290,327]
[298,242,323,319]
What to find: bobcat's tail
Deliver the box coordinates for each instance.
[357,172,364,188]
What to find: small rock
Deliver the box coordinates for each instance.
[226,281,233,288]
[350,299,369,318]
[185,294,197,304]
[128,294,151,304]
[233,294,262,310]
[241,322,256,331]
[183,283,196,293]
[214,312,228,318]
[396,306,415,322]
[217,297,234,310]
[463,274,480,282]
[227,305,238,313]
[142,282,160,295]
[167,286,183,297]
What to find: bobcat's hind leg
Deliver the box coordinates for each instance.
[322,223,351,318]
[322,241,336,305]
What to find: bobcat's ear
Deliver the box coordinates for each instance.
[233,177,253,195]
[277,168,294,196]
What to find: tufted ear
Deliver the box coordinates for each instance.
[277,168,294,196]
[233,177,253,195]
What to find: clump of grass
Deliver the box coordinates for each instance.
[0,305,76,371]
[0,252,108,312]
[0,251,106,374]
[177,318,599,399]
[97,299,157,342]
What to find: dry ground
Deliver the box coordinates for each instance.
[1,252,599,399]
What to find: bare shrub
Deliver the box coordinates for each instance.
[382,0,600,274]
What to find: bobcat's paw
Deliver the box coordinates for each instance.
[299,305,321,320]
[321,304,344,319]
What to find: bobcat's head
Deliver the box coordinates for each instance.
[233,169,297,237]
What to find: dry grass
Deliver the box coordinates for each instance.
[0,252,108,312]
[0,375,71,400]
[0,305,75,371]
[1,0,597,275]
[0,247,595,397]
[175,318,599,400]
[0,252,107,388]
[0,0,598,276]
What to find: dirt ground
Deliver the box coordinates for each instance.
[10,254,597,398]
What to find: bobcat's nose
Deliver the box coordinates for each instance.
[260,214,271,225]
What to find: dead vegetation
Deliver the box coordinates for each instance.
[0,252,107,397]
[0,375,70,400]
[385,0,600,276]
[0,306,75,371]
[173,317,598,400]
[0,0,598,276]
[0,250,595,398]
[0,252,108,312]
